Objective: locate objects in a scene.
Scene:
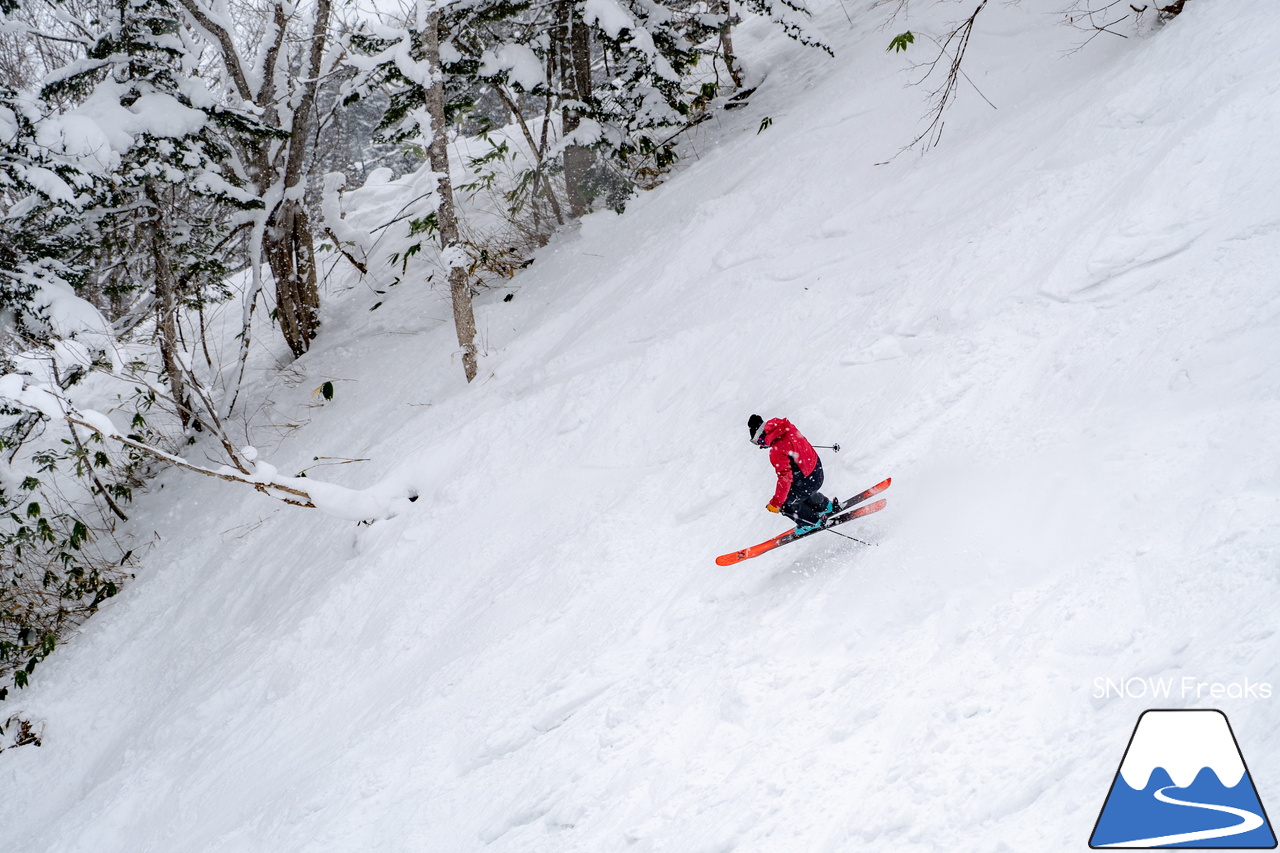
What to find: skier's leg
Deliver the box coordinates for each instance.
[805,460,838,517]
[781,488,818,525]
[783,497,822,527]
[797,461,834,523]
[804,490,832,512]
[787,465,825,527]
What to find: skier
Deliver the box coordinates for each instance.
[747,414,839,535]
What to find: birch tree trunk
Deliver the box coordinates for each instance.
[719,0,743,89]
[422,7,478,382]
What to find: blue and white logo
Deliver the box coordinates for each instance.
[1091,709,1276,848]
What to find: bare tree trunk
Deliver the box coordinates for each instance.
[567,6,594,195]
[719,0,743,89]
[539,67,563,227]
[555,0,593,217]
[145,183,194,430]
[177,0,324,361]
[423,9,478,382]
[264,201,323,358]
[225,215,267,418]
[493,85,563,229]
[264,0,330,359]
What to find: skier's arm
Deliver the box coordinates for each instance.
[769,448,793,507]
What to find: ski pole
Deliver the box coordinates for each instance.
[823,527,874,546]
[813,443,841,452]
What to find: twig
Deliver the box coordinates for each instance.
[296,456,370,475]
[902,0,990,152]
[47,360,129,521]
[914,31,997,110]
[837,0,855,28]
[62,419,130,522]
[323,226,369,274]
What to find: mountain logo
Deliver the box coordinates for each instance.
[1090,709,1276,848]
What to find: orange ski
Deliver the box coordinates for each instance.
[715,497,887,566]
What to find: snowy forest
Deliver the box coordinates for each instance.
[0,0,833,693]
[5,0,1280,849]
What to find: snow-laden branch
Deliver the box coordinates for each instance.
[0,365,411,523]
[172,0,255,102]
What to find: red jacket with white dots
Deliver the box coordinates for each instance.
[761,418,818,506]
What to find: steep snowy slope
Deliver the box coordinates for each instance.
[4,1,1280,851]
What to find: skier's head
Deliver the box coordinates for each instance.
[748,414,767,447]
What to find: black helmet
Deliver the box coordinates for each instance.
[747,414,766,445]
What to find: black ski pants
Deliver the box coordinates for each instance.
[781,459,831,526]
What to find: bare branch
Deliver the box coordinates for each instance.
[324,227,369,275]
[903,0,990,152]
[66,415,316,507]
[173,0,254,102]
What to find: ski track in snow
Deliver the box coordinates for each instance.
[4,1,1280,851]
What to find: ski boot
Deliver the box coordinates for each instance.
[797,499,841,536]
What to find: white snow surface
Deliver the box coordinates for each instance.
[5,1,1280,851]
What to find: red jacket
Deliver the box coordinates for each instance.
[761,418,818,506]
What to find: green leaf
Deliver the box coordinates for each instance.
[71,520,89,548]
[758,116,773,134]
[888,31,915,53]
[322,381,335,401]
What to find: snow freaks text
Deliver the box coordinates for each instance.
[1092,677,1273,701]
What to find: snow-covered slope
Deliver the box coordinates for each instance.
[5,1,1280,851]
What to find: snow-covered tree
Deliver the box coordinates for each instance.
[349,0,481,382]
[451,0,827,211]
[0,85,102,342]
[33,0,271,426]
[455,0,706,211]
[169,0,339,361]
